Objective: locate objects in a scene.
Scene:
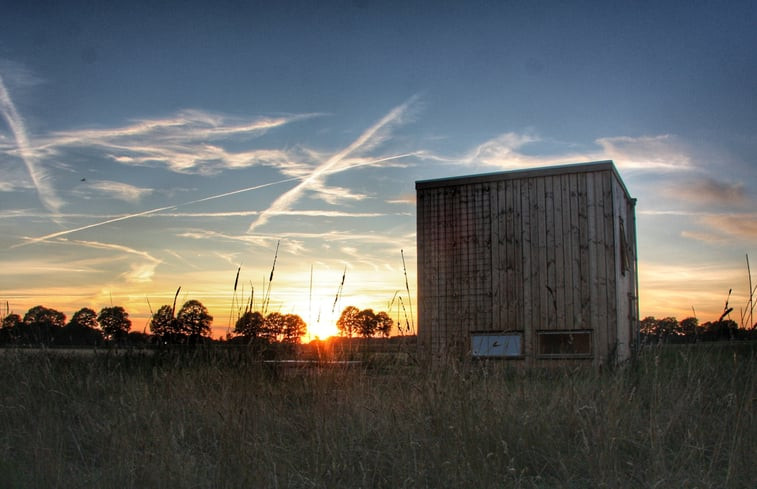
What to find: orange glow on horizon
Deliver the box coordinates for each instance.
[13,258,751,340]
[305,320,340,341]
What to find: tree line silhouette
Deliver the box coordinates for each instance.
[15,303,756,348]
[231,310,307,346]
[1,305,136,346]
[640,315,757,343]
[335,306,393,338]
[0,301,397,347]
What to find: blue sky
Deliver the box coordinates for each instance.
[1,0,755,337]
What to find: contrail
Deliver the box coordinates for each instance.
[12,177,301,248]
[247,96,417,233]
[12,204,178,248]
[0,73,62,212]
[184,176,300,205]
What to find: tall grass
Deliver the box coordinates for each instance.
[0,344,754,488]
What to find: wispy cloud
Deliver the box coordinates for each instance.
[680,230,729,244]
[0,73,62,212]
[247,96,419,233]
[121,262,160,284]
[110,146,296,175]
[595,135,693,171]
[178,229,273,247]
[667,176,749,207]
[313,185,368,204]
[387,194,416,206]
[273,210,390,217]
[62,238,160,263]
[163,249,203,270]
[151,210,262,218]
[464,132,547,168]
[53,109,306,141]
[180,228,415,252]
[638,207,757,243]
[696,213,757,241]
[1,257,112,276]
[462,132,693,173]
[56,238,162,284]
[80,180,154,203]
[29,110,315,175]
[637,209,702,216]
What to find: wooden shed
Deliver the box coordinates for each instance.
[416,161,638,367]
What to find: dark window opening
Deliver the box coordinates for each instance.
[538,330,592,357]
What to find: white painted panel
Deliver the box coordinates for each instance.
[471,333,522,357]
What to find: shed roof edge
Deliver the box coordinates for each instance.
[415,160,633,199]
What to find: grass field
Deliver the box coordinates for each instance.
[0,343,754,488]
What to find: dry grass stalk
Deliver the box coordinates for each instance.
[401,249,415,334]
[0,344,754,488]
[262,241,280,315]
[743,254,755,329]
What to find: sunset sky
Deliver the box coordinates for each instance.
[1,1,755,338]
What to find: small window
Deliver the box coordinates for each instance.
[471,332,522,358]
[537,330,592,358]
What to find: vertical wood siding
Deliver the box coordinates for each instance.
[417,163,637,365]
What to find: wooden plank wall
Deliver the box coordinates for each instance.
[417,168,632,363]
[612,176,639,362]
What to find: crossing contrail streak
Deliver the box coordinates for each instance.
[12,177,301,248]
[184,176,300,205]
[12,205,178,248]
[0,74,62,212]
[247,96,417,233]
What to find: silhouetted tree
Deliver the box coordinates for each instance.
[71,308,99,329]
[234,311,266,339]
[338,306,395,338]
[264,312,285,343]
[640,316,658,337]
[234,311,305,345]
[22,305,66,345]
[0,314,23,345]
[680,317,698,338]
[0,313,22,344]
[60,308,103,346]
[375,311,394,337]
[337,306,360,338]
[1,313,21,329]
[640,316,682,341]
[281,314,307,344]
[98,306,132,342]
[702,319,738,340]
[658,317,681,337]
[176,300,213,342]
[357,309,378,337]
[149,305,181,343]
[151,301,212,344]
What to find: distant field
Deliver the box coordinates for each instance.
[0,343,754,488]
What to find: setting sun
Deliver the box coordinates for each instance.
[306,320,340,341]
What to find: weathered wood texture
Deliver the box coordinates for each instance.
[416,161,638,365]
